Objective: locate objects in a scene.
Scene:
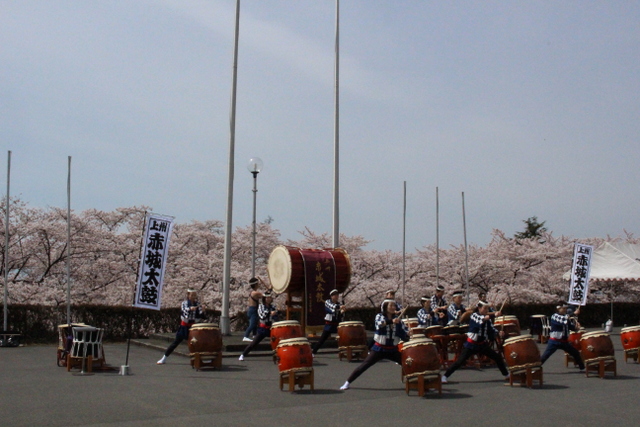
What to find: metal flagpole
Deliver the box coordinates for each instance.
[462,192,470,306]
[332,0,340,249]
[66,156,72,325]
[402,181,406,307]
[221,0,241,336]
[436,187,439,289]
[3,151,10,332]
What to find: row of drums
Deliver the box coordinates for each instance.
[186,320,635,376]
[403,315,522,340]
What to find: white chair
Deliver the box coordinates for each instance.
[68,327,105,372]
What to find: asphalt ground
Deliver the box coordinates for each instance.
[1,328,639,427]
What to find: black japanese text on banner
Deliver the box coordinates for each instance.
[134,213,175,310]
[568,243,593,306]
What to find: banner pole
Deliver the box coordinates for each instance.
[3,151,10,333]
[124,211,148,372]
[66,156,72,324]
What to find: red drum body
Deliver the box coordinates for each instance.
[425,326,443,338]
[337,321,367,348]
[401,338,440,378]
[276,338,313,374]
[580,332,615,362]
[568,330,585,351]
[502,335,541,372]
[270,321,303,350]
[188,324,222,354]
[620,326,640,351]
[267,246,351,294]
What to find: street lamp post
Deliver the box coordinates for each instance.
[247,158,263,278]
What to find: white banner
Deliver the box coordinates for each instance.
[133,213,175,310]
[568,243,593,306]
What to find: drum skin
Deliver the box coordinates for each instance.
[270,321,303,350]
[188,323,222,354]
[401,339,440,378]
[502,335,541,371]
[568,330,585,351]
[620,326,640,351]
[337,322,367,348]
[580,332,615,362]
[276,338,313,373]
[425,325,443,338]
[267,245,351,294]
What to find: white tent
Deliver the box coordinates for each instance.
[563,242,640,282]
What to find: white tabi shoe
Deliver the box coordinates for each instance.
[339,381,350,390]
[157,356,167,365]
[238,355,244,361]
[441,375,448,384]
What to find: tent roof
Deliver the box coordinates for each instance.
[563,242,640,282]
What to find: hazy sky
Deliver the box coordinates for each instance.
[1,1,639,252]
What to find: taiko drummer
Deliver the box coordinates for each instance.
[431,285,448,326]
[339,299,409,390]
[441,300,509,383]
[239,291,278,361]
[540,302,585,371]
[447,290,470,326]
[312,289,345,356]
[417,296,432,326]
[157,289,207,365]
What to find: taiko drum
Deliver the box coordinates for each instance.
[270,320,303,350]
[580,331,615,362]
[267,245,351,294]
[401,338,440,378]
[568,330,585,351]
[188,323,222,354]
[621,325,640,351]
[410,326,427,339]
[276,337,313,374]
[502,335,541,371]
[425,325,443,338]
[403,318,419,330]
[337,321,367,348]
[494,315,521,336]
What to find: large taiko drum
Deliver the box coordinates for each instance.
[276,337,313,374]
[568,329,585,350]
[267,245,351,294]
[580,331,615,363]
[401,338,440,379]
[620,326,640,351]
[188,323,222,354]
[270,320,303,350]
[495,315,521,336]
[425,325,443,338]
[337,321,367,348]
[502,335,541,372]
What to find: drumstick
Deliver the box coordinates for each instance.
[397,305,409,318]
[498,298,507,314]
